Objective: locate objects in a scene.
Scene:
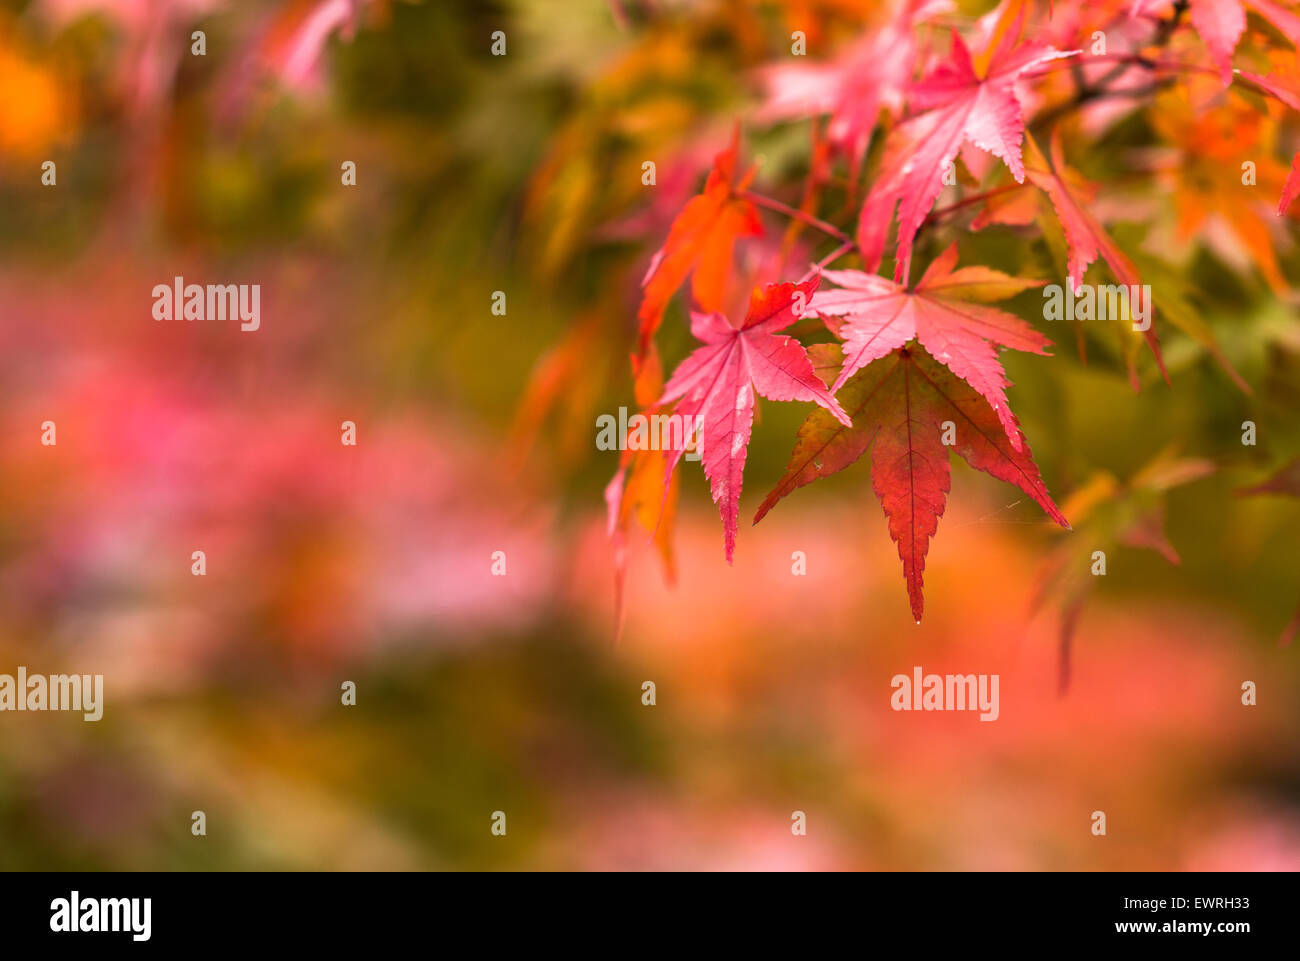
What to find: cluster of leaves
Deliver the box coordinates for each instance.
[586,0,1300,628]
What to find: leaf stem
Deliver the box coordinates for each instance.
[925,183,1028,225]
[738,189,854,245]
[798,240,856,284]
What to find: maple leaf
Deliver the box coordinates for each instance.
[1239,59,1300,215]
[755,343,1068,622]
[1250,0,1300,46]
[636,134,763,357]
[856,10,1076,281]
[1185,0,1245,81]
[1131,0,1300,82]
[256,0,369,92]
[756,0,949,185]
[659,277,850,563]
[971,121,1246,391]
[507,313,609,470]
[606,445,681,637]
[1021,130,1169,387]
[805,242,1050,450]
[602,340,681,636]
[1150,91,1291,295]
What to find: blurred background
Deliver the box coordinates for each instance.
[0,0,1298,870]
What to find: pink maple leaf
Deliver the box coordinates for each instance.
[660,277,851,562]
[857,15,1075,282]
[1185,0,1245,81]
[805,243,1049,450]
[756,0,951,184]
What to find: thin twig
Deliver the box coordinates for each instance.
[1031,0,1190,129]
[924,183,1029,226]
[738,190,854,245]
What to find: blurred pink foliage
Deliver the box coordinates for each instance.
[0,257,556,693]
[562,498,1300,869]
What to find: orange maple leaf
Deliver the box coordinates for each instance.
[636,134,763,357]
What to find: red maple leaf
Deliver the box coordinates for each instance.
[636,136,763,357]
[1283,158,1300,218]
[659,277,851,563]
[1238,63,1300,215]
[755,343,1068,622]
[1020,130,1168,387]
[806,242,1050,449]
[857,13,1075,281]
